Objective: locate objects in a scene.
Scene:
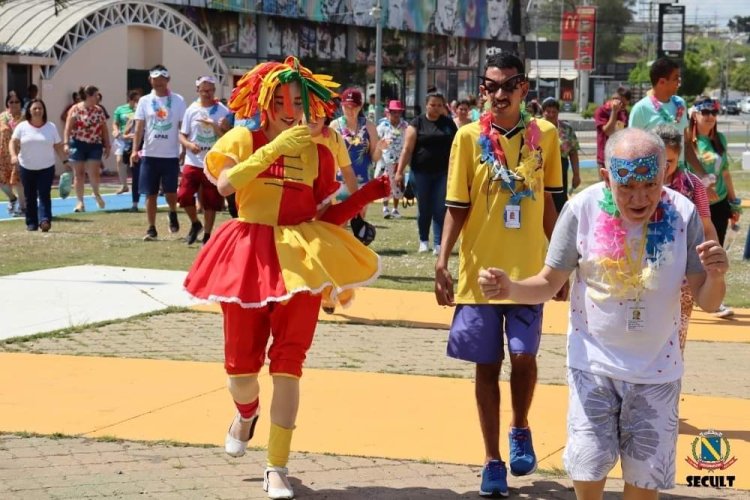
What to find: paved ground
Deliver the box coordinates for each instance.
[3,311,748,399]
[1,309,748,498]
[0,262,747,499]
[2,434,742,500]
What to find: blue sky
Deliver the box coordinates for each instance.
[673,0,749,27]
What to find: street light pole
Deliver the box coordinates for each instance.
[372,0,383,123]
[557,0,564,101]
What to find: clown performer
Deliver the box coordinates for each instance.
[183,57,389,500]
[478,127,728,500]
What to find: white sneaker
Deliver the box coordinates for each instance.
[418,241,429,253]
[714,304,735,319]
[7,198,16,214]
[433,244,441,256]
[382,206,391,219]
[391,209,401,219]
[264,466,294,499]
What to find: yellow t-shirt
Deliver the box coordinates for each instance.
[446,119,563,304]
[312,128,352,171]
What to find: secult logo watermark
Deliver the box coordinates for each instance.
[685,430,738,488]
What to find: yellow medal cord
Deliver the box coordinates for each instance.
[622,222,648,300]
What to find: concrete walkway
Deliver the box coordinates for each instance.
[0,265,747,499]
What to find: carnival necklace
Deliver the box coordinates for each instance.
[649,94,684,124]
[593,188,678,297]
[478,110,541,204]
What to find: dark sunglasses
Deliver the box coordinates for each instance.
[480,74,526,94]
[700,109,718,116]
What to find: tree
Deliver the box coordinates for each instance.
[680,52,710,98]
[730,63,750,93]
[628,60,649,86]
[728,16,750,33]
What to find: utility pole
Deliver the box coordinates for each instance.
[557,0,565,100]
[372,0,383,123]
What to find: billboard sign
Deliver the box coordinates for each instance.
[658,4,685,59]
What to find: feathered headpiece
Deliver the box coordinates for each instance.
[228,56,339,126]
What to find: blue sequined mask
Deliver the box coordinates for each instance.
[609,154,659,184]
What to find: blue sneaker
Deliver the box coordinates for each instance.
[479,459,509,498]
[509,427,537,476]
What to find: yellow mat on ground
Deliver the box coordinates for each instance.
[2,353,747,489]
[192,288,750,343]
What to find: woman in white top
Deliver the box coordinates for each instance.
[10,99,67,232]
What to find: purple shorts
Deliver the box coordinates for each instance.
[447,304,543,363]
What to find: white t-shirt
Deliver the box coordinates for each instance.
[545,183,704,384]
[11,121,61,170]
[180,100,230,168]
[134,91,186,158]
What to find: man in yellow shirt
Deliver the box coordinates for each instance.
[435,52,564,497]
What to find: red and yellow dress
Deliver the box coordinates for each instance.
[184,127,380,309]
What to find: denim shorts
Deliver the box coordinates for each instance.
[138,156,179,196]
[68,139,103,162]
[447,304,543,363]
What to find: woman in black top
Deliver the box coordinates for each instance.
[396,92,458,255]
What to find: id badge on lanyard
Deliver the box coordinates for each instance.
[625,299,647,332]
[504,204,521,229]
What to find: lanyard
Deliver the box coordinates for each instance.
[622,223,648,300]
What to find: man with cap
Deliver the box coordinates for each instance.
[376,99,408,218]
[178,76,230,245]
[479,127,728,500]
[130,64,187,241]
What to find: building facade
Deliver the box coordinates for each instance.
[166,0,521,113]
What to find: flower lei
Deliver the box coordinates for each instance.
[591,188,678,299]
[151,91,172,120]
[339,116,366,147]
[649,94,684,124]
[478,110,542,205]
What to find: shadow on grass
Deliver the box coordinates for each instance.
[376,249,409,257]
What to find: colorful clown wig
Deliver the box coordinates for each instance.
[228,56,339,127]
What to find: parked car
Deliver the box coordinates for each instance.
[741,97,750,114]
[721,100,740,115]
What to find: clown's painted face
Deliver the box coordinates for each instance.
[266,82,304,139]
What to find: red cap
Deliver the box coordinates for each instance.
[341,88,363,107]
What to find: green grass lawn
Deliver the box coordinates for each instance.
[1,171,749,307]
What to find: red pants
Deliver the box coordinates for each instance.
[178,165,224,211]
[221,292,322,377]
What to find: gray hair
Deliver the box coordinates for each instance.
[652,124,682,150]
[604,127,665,169]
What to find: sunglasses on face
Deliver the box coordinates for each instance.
[700,109,718,116]
[480,73,526,94]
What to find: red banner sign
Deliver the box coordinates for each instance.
[575,6,596,71]
[561,11,578,41]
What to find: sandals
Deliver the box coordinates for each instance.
[224,411,260,458]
